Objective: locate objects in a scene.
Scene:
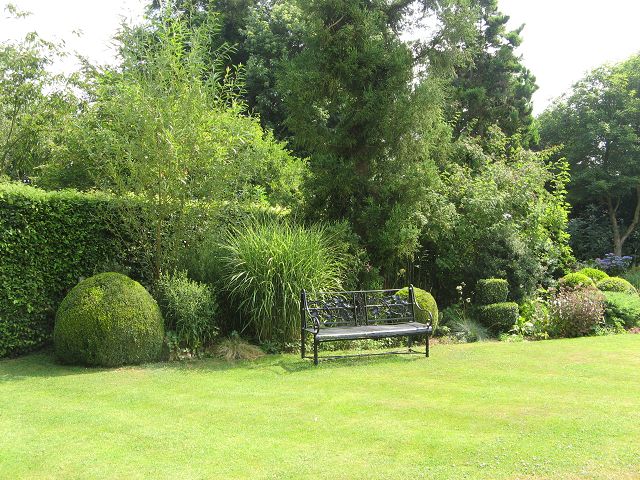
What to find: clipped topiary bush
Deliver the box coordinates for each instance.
[477,302,519,333]
[577,268,609,283]
[559,272,595,289]
[54,272,164,367]
[475,279,509,305]
[603,291,640,329]
[397,287,439,330]
[596,277,638,295]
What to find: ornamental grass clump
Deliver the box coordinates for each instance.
[549,286,605,338]
[217,218,346,345]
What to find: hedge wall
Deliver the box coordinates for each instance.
[0,182,142,357]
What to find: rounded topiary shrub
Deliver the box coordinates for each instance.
[477,302,519,333]
[54,272,164,367]
[559,272,595,289]
[475,279,509,305]
[596,277,637,295]
[397,287,439,330]
[577,268,609,283]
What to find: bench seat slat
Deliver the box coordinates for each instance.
[315,322,431,341]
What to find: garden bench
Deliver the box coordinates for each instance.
[300,285,433,364]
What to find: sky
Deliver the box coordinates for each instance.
[1,0,640,115]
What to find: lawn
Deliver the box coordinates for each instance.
[1,336,639,480]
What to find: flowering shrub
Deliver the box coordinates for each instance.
[549,286,605,338]
[596,254,633,275]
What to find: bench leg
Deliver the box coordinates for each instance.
[313,338,319,365]
[425,335,430,358]
[407,336,413,352]
[301,329,305,359]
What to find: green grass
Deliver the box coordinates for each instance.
[1,336,640,479]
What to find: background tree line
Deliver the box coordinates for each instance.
[5,0,619,307]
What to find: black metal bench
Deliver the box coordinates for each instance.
[300,285,433,364]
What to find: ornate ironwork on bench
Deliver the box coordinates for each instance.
[300,285,433,365]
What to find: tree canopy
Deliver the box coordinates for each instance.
[539,53,640,256]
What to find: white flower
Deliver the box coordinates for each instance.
[503,213,512,220]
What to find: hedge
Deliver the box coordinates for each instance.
[475,279,509,305]
[477,302,520,333]
[0,183,143,357]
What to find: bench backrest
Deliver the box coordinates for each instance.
[301,287,416,330]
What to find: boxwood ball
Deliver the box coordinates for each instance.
[54,272,164,367]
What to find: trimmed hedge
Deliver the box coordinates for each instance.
[475,279,509,305]
[477,302,519,333]
[0,183,143,357]
[577,268,609,283]
[397,287,439,331]
[559,272,595,289]
[596,277,638,295]
[54,273,164,366]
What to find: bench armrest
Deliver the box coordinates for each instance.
[411,296,434,327]
[302,307,321,334]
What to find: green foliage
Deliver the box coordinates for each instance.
[577,268,609,282]
[396,287,438,331]
[538,53,640,256]
[278,0,456,280]
[477,302,519,334]
[0,19,77,180]
[603,291,640,328]
[516,298,552,340]
[622,267,640,291]
[559,273,596,289]
[0,183,142,358]
[567,206,616,261]
[422,135,573,304]
[449,0,538,144]
[321,221,383,291]
[216,217,346,345]
[157,271,219,351]
[54,272,164,367]
[549,286,606,338]
[40,7,304,280]
[475,278,509,305]
[596,277,638,295]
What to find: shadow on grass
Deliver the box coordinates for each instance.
[1,345,428,382]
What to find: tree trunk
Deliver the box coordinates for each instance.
[606,185,640,256]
